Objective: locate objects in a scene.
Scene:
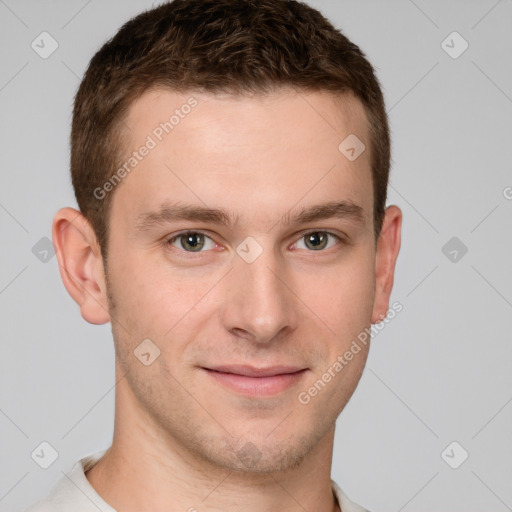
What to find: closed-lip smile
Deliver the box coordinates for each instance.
[202,365,308,396]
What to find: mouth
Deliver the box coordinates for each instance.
[201,365,308,397]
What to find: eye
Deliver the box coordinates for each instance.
[167,231,218,252]
[293,231,342,251]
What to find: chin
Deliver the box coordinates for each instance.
[197,427,321,475]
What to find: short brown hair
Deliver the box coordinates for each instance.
[71,0,390,262]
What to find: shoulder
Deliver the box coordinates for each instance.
[331,479,371,512]
[23,473,83,512]
[23,449,113,512]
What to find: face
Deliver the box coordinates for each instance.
[103,87,382,473]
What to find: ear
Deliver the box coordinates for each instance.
[52,207,111,325]
[371,205,402,324]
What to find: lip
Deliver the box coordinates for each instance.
[205,365,305,377]
[202,365,307,396]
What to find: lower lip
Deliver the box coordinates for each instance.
[203,369,307,396]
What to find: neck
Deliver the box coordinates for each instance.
[86,368,341,512]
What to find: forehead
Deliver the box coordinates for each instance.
[113,87,373,229]
[125,86,369,146]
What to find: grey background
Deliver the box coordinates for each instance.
[1,0,511,511]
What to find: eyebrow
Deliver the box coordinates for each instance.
[135,200,365,232]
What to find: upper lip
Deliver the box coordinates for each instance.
[204,365,306,377]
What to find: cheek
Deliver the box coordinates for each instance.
[108,251,218,342]
[294,249,375,338]
[106,251,165,337]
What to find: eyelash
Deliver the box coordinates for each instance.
[164,230,346,255]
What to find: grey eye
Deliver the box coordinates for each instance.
[168,232,216,252]
[295,232,339,251]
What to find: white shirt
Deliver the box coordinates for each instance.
[24,449,369,512]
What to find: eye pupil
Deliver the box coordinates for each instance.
[305,232,328,250]
[171,231,336,254]
[181,233,204,251]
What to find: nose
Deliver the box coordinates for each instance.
[221,242,298,344]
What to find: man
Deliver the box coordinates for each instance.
[25,0,401,511]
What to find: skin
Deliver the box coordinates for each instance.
[53,87,402,512]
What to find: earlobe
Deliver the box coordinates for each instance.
[52,207,111,325]
[371,205,402,324]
